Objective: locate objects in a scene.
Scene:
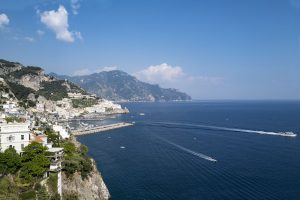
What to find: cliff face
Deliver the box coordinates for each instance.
[0,59,86,102]
[62,159,110,200]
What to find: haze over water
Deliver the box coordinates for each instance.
[78,101,300,200]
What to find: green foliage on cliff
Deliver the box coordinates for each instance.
[63,192,79,200]
[18,99,36,109]
[9,66,42,79]
[0,176,19,199]
[36,186,50,200]
[19,189,36,200]
[6,81,34,100]
[37,80,68,101]
[0,59,20,68]
[63,142,93,180]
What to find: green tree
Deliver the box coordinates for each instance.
[79,144,88,155]
[20,142,50,182]
[47,132,60,147]
[21,142,48,163]
[0,148,21,175]
[63,142,76,154]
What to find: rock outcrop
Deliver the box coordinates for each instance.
[62,159,110,200]
[19,73,51,91]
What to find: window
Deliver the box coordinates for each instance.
[21,144,24,150]
[21,135,24,140]
[9,145,12,148]
[7,135,15,142]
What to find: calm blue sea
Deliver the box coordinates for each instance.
[78,101,300,200]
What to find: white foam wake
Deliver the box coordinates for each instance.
[157,137,217,162]
[151,122,296,137]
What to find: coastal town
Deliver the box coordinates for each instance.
[0,76,128,199]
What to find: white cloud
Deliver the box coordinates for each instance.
[134,62,223,95]
[135,63,184,82]
[73,66,118,76]
[94,66,117,73]
[0,13,9,28]
[74,31,83,40]
[71,0,80,15]
[24,37,35,42]
[73,68,91,76]
[40,5,81,43]
[37,29,45,36]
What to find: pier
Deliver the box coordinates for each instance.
[72,122,133,136]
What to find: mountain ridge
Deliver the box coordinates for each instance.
[50,70,192,102]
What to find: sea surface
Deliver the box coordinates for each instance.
[78,101,300,200]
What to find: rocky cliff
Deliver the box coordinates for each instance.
[62,159,110,200]
[0,59,86,102]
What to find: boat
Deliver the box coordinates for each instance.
[139,113,145,116]
[279,132,297,137]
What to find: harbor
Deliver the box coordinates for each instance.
[72,122,133,136]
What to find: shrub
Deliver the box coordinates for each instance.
[0,176,19,199]
[80,157,93,180]
[47,173,58,194]
[64,192,79,200]
[19,190,36,200]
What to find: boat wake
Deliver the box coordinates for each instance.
[149,122,297,137]
[157,136,217,162]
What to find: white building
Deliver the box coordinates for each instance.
[67,92,83,99]
[53,125,70,139]
[85,104,106,113]
[3,101,19,114]
[0,122,31,153]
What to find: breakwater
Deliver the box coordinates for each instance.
[72,122,133,135]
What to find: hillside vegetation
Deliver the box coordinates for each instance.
[0,59,86,104]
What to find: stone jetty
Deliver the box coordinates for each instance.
[72,122,133,136]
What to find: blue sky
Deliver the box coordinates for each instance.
[0,0,300,100]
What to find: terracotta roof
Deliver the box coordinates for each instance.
[32,135,47,143]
